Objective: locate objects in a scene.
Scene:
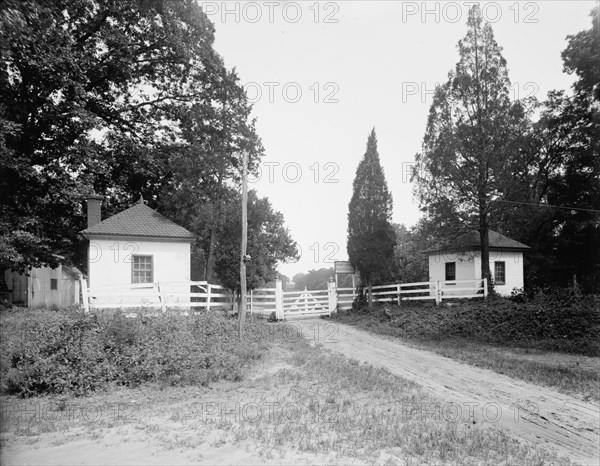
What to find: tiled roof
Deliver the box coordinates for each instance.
[80,202,195,241]
[423,230,530,253]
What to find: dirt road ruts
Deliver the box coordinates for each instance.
[294,319,600,465]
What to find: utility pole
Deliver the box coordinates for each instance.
[238,150,248,339]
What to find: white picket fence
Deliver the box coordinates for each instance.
[337,287,358,310]
[248,287,278,315]
[81,278,487,316]
[81,280,233,313]
[336,278,488,310]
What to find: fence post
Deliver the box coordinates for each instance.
[303,286,309,313]
[483,278,488,298]
[232,290,239,314]
[206,284,212,312]
[157,283,166,313]
[435,280,442,305]
[328,279,337,316]
[397,284,401,306]
[275,279,284,320]
[80,278,89,313]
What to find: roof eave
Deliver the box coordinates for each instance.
[81,232,195,242]
[423,246,530,254]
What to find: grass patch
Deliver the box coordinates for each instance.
[226,337,568,464]
[0,323,572,465]
[331,291,600,402]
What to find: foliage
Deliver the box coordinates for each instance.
[392,223,429,283]
[158,67,265,281]
[263,273,290,289]
[291,268,354,291]
[0,0,265,276]
[494,8,600,292]
[338,291,600,356]
[412,6,600,293]
[212,190,298,291]
[292,268,333,290]
[412,5,528,285]
[347,129,396,293]
[561,6,600,101]
[0,309,270,397]
[507,93,600,291]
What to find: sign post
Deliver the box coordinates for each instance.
[334,261,356,288]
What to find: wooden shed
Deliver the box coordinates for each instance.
[3,263,83,309]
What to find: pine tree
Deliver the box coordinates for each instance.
[413,5,526,289]
[347,129,396,306]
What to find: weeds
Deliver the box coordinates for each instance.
[164,336,573,464]
[0,314,575,464]
[0,308,271,397]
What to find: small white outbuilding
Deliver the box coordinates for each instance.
[425,230,530,296]
[80,195,195,294]
[3,262,83,309]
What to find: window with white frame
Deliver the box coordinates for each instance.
[132,255,153,284]
[494,261,506,285]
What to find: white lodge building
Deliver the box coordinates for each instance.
[80,196,195,299]
[425,230,530,296]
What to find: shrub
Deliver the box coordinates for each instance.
[336,289,600,355]
[0,309,271,397]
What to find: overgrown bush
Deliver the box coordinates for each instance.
[0,309,270,397]
[336,289,600,355]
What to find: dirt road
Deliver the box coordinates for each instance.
[294,319,600,465]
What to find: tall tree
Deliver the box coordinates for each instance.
[413,5,527,289]
[213,190,298,292]
[562,6,600,101]
[0,0,242,273]
[347,129,396,306]
[158,66,264,281]
[392,223,428,283]
[497,7,600,292]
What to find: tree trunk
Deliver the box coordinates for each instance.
[208,90,230,282]
[204,172,225,282]
[0,269,7,291]
[479,214,493,293]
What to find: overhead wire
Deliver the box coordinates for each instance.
[482,198,600,213]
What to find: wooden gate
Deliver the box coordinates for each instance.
[283,286,333,319]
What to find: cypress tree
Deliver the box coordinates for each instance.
[347,129,396,307]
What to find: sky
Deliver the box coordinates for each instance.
[201,0,596,278]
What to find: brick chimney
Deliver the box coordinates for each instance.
[86,194,103,228]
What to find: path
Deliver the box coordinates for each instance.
[294,319,600,465]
